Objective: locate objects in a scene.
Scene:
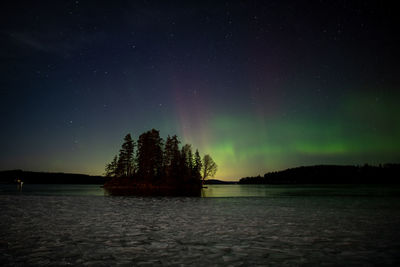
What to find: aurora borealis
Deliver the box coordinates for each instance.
[1,1,399,180]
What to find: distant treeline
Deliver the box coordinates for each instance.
[204,179,236,185]
[239,164,400,184]
[0,170,106,184]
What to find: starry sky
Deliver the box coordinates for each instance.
[1,1,399,180]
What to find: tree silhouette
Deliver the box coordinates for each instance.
[163,135,180,182]
[104,129,217,196]
[137,129,163,181]
[180,144,193,182]
[202,154,217,182]
[105,155,118,177]
[193,149,202,180]
[116,134,135,177]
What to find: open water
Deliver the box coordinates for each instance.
[0,184,399,266]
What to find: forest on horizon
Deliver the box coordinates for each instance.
[239,164,400,184]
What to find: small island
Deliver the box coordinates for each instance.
[103,129,217,196]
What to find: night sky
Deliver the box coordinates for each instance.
[1,1,399,180]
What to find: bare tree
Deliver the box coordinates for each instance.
[202,154,217,183]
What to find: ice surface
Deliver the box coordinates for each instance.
[1,193,400,266]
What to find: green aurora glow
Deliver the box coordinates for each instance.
[182,92,400,180]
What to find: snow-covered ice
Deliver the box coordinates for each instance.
[1,189,400,266]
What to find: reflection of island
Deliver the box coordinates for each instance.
[103,129,217,196]
[104,177,202,196]
[239,164,400,184]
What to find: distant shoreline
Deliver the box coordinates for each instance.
[239,164,400,185]
[2,163,400,185]
[0,170,106,184]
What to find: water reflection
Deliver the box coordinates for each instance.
[202,184,400,197]
[202,185,272,197]
[0,184,106,196]
[0,184,399,197]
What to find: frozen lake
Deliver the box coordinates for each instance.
[1,184,400,266]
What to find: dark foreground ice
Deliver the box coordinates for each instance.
[1,193,400,266]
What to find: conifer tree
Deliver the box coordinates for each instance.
[193,149,202,180]
[137,129,163,181]
[105,155,118,177]
[117,134,135,177]
[163,135,180,182]
[181,144,193,181]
